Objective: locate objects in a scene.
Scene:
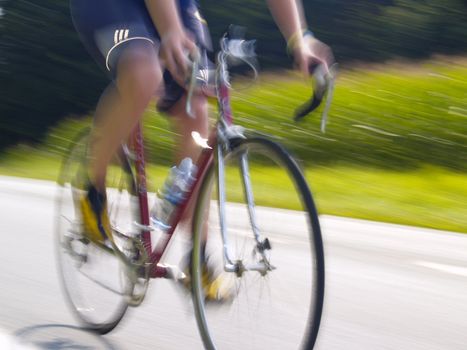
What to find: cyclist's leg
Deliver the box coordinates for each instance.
[156,3,211,225]
[163,89,230,301]
[84,47,163,243]
[156,2,211,163]
[70,0,164,242]
[79,49,163,244]
[155,5,217,289]
[166,93,209,232]
[90,45,162,190]
[167,93,209,163]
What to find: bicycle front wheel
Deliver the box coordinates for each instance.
[192,136,325,350]
[55,128,137,334]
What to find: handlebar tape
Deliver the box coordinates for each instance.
[294,94,323,122]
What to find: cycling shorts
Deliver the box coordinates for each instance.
[70,0,211,112]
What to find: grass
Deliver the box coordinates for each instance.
[230,58,467,170]
[34,57,467,171]
[0,57,466,233]
[0,152,465,233]
[308,166,466,232]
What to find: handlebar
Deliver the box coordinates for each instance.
[185,49,200,118]
[294,63,338,133]
[185,35,258,118]
[186,28,337,133]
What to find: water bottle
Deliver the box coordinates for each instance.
[150,157,197,231]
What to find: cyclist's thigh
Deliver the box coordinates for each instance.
[70,0,212,110]
[70,0,160,76]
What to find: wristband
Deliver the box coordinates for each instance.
[303,29,314,39]
[286,29,314,54]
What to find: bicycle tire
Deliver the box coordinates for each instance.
[55,128,137,334]
[191,136,325,350]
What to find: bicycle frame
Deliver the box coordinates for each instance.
[125,35,317,279]
[129,58,235,279]
[129,124,212,279]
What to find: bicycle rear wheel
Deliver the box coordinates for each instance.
[55,128,138,334]
[191,136,325,350]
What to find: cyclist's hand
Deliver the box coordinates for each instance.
[160,30,198,85]
[292,36,334,76]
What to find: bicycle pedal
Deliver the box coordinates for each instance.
[66,245,88,264]
[112,227,135,240]
[158,263,187,281]
[113,228,141,250]
[133,221,156,232]
[65,223,84,239]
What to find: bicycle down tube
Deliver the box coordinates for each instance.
[130,123,217,278]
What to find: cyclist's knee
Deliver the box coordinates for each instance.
[167,93,208,121]
[116,43,162,107]
[190,94,208,117]
[189,95,209,134]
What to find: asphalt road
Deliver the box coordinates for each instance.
[1,176,467,349]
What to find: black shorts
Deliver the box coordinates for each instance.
[70,0,211,112]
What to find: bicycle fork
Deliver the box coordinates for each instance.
[216,141,274,277]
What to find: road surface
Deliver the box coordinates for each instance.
[0,176,466,349]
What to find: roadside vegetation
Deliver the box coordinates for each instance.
[1,58,466,232]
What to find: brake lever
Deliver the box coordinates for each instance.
[186,49,201,119]
[320,64,337,133]
[294,63,337,133]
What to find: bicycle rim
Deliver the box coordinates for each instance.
[192,137,325,350]
[55,129,136,334]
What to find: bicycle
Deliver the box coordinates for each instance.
[55,29,335,350]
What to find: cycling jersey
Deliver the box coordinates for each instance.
[70,0,211,112]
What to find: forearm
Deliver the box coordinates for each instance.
[266,0,307,41]
[295,0,308,30]
[144,0,184,37]
[268,0,333,74]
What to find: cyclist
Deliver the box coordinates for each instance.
[70,0,333,295]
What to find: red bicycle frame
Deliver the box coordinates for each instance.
[130,80,234,279]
